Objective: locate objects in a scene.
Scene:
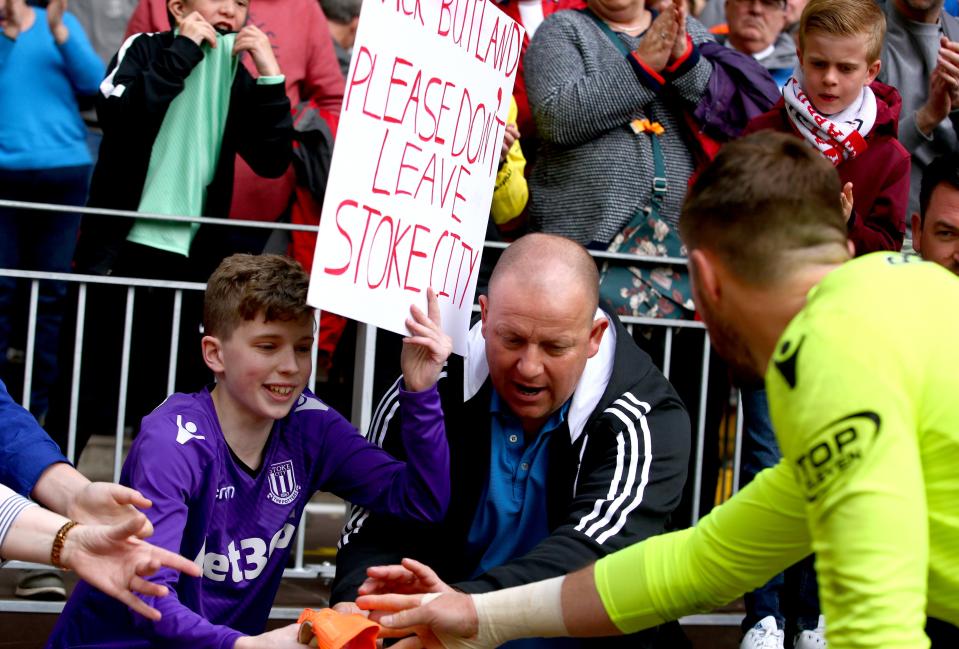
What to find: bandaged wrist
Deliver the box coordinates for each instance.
[428,577,568,648]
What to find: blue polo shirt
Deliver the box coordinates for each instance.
[466,392,570,577]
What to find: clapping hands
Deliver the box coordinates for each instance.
[918,37,959,134]
[634,1,689,73]
[46,0,69,43]
[2,0,21,40]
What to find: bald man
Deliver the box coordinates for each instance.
[332,233,692,649]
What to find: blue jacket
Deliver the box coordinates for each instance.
[0,379,68,496]
[0,9,104,170]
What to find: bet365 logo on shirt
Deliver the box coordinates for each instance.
[794,411,880,502]
[198,522,296,583]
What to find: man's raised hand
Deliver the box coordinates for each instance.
[400,288,453,393]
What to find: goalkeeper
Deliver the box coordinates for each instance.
[357,131,959,649]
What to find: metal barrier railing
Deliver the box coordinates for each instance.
[0,199,744,607]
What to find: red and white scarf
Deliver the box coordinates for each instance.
[782,76,877,166]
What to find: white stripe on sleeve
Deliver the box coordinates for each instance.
[0,483,38,555]
[574,392,653,545]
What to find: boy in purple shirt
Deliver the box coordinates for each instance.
[47,254,452,649]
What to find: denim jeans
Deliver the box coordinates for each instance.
[740,388,821,640]
[0,165,91,419]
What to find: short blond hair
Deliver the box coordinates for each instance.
[799,0,886,63]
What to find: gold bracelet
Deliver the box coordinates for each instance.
[51,520,79,570]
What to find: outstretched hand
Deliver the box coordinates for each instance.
[358,591,484,649]
[61,515,202,621]
[235,623,307,649]
[68,481,154,536]
[360,558,455,597]
[400,288,453,393]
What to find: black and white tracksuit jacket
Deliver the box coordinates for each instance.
[332,310,692,647]
[74,31,292,275]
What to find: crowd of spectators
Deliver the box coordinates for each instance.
[0,0,958,647]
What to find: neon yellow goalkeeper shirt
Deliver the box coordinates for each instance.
[594,252,959,649]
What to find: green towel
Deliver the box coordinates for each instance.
[128,32,239,257]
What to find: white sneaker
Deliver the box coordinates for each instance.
[794,615,827,649]
[741,615,785,649]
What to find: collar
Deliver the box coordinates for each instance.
[751,43,776,61]
[490,391,571,431]
[463,308,617,445]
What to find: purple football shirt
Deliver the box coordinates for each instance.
[47,386,449,649]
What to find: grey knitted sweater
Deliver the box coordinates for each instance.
[524,10,714,244]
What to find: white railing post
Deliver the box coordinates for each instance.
[67,284,87,464]
[21,280,40,412]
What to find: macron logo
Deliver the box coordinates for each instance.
[293,394,329,413]
[176,415,206,445]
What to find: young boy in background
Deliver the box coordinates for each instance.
[75,0,293,277]
[47,254,453,649]
[740,2,909,646]
[66,0,295,468]
[745,0,910,255]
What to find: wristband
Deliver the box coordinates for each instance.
[50,520,79,570]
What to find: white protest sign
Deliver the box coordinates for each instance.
[307,0,524,356]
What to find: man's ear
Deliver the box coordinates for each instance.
[201,335,225,374]
[865,59,881,85]
[689,248,721,310]
[586,316,610,359]
[911,212,923,253]
[478,294,489,339]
